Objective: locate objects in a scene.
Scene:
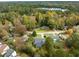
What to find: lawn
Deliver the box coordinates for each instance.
[35,28,52,33]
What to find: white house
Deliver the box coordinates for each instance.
[0,44,9,55]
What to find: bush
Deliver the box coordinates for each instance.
[32,30,37,37]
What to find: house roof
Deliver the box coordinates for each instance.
[34,37,45,48]
[0,44,8,54]
[4,49,14,57]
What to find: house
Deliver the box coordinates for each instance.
[4,49,16,57]
[0,44,9,55]
[0,43,17,57]
[34,37,45,48]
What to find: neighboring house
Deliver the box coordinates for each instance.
[34,37,45,48]
[0,44,9,55]
[0,43,17,57]
[4,49,16,57]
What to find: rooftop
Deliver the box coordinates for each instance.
[0,44,8,54]
[4,49,14,57]
[34,37,45,48]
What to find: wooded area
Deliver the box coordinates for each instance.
[0,1,79,57]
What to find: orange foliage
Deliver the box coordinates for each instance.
[65,29,74,36]
[14,37,25,49]
[13,19,26,34]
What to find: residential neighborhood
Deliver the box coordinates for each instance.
[0,1,79,57]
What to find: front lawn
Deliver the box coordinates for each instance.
[35,28,52,33]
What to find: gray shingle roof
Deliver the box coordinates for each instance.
[34,37,45,48]
[4,49,14,57]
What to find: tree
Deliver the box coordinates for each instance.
[48,19,57,29]
[23,42,36,56]
[14,37,26,51]
[56,18,65,30]
[65,29,74,36]
[54,40,64,49]
[69,48,79,57]
[13,18,26,35]
[6,39,14,49]
[0,28,9,41]
[32,30,37,37]
[65,32,79,49]
[44,37,54,56]
[36,47,47,57]
[35,12,44,25]
[65,13,79,27]
[20,37,36,56]
[22,15,37,30]
[53,49,69,57]
[2,20,10,32]
[46,11,57,19]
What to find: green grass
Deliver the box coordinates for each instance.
[35,28,51,33]
[36,34,42,37]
